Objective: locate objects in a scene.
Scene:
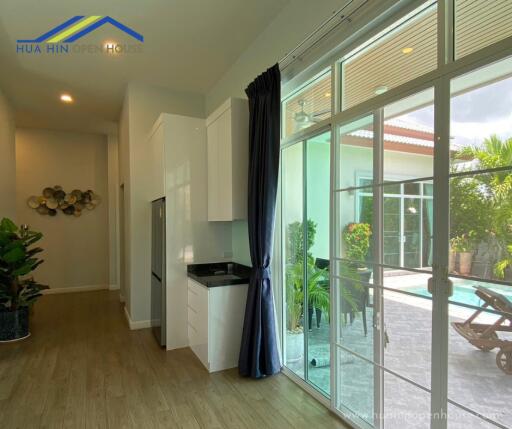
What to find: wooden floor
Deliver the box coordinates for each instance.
[0,290,348,429]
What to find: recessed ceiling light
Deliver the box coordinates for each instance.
[374,85,388,95]
[401,47,414,55]
[60,93,73,103]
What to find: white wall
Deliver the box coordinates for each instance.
[281,138,330,262]
[307,140,330,260]
[339,146,433,225]
[205,0,345,115]
[15,128,109,291]
[119,95,130,305]
[0,89,16,220]
[107,133,120,290]
[205,0,347,266]
[119,82,230,322]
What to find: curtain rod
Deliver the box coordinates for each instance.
[278,0,369,71]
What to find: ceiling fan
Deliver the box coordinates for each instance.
[293,99,330,130]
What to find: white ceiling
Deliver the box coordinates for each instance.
[0,0,289,133]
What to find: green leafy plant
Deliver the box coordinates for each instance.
[449,175,492,243]
[307,264,330,316]
[0,218,47,311]
[286,260,328,332]
[286,262,304,332]
[454,135,512,277]
[456,134,512,178]
[495,245,512,280]
[342,222,372,263]
[285,219,330,331]
[286,219,317,265]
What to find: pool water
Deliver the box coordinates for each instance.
[405,281,512,308]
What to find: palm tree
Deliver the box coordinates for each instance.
[456,135,512,203]
[455,135,512,279]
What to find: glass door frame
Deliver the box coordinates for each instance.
[356,179,433,269]
[279,126,332,404]
[278,1,512,427]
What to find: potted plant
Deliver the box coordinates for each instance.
[342,222,372,271]
[0,218,47,342]
[451,232,477,275]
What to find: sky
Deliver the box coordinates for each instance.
[398,73,512,150]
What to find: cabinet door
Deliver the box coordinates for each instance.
[216,110,233,220]
[208,284,248,372]
[207,110,233,221]
[207,119,219,220]
[187,279,209,369]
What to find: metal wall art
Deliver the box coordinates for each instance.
[27,186,101,217]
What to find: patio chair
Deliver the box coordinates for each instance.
[340,270,370,336]
[452,286,512,374]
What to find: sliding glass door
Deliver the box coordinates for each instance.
[282,130,331,396]
[333,88,436,428]
[330,60,512,428]
[279,2,512,428]
[445,57,512,429]
[335,115,376,426]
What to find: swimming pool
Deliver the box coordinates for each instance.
[404,280,512,308]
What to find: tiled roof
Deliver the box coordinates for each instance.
[350,128,434,148]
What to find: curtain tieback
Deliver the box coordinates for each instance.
[254,267,271,280]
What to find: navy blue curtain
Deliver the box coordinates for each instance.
[238,64,282,378]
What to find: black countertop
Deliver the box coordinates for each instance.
[187,262,251,288]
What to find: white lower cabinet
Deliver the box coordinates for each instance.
[187,278,248,372]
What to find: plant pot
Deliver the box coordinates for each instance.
[0,307,30,342]
[449,250,455,273]
[459,252,473,275]
[285,330,304,365]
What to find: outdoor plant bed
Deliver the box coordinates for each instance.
[0,218,47,342]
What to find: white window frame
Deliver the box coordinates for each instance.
[278,1,512,428]
[355,175,433,269]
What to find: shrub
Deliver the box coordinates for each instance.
[342,222,372,263]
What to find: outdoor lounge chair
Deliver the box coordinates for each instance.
[452,286,512,374]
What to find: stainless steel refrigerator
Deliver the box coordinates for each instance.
[151,198,166,346]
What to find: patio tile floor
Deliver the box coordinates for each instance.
[287,296,512,428]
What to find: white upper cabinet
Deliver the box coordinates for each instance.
[206,98,248,221]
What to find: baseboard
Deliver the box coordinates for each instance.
[108,284,120,290]
[123,306,151,330]
[42,284,108,295]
